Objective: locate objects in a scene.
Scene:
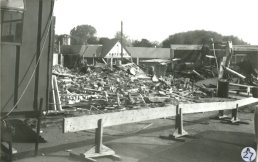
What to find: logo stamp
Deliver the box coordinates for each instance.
[241,147,256,162]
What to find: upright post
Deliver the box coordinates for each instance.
[217,41,233,118]
[33,0,43,111]
[120,21,123,61]
[46,15,55,112]
[70,119,121,161]
[171,105,188,139]
[95,119,103,153]
[14,45,20,110]
[35,98,43,156]
[110,57,113,70]
[170,48,175,75]
[231,104,240,123]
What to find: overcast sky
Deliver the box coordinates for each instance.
[54,0,258,45]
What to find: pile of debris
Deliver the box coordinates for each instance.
[52,63,210,113]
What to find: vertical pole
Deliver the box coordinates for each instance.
[231,104,240,123]
[117,92,121,106]
[170,48,175,75]
[178,108,183,134]
[110,57,113,70]
[14,45,20,110]
[137,57,139,65]
[46,13,55,112]
[34,0,43,111]
[58,41,61,64]
[95,119,103,153]
[120,21,123,61]
[93,54,96,66]
[172,104,188,138]
[232,104,238,121]
[217,41,232,118]
[210,38,219,73]
[175,105,179,130]
[35,98,43,156]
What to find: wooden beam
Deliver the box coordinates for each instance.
[181,97,258,114]
[63,105,177,133]
[223,66,246,79]
[64,98,258,133]
[53,75,62,111]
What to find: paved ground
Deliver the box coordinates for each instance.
[3,108,257,162]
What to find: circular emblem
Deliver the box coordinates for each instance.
[241,147,256,162]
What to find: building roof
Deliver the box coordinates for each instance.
[61,38,131,58]
[61,45,102,57]
[100,38,119,57]
[126,47,170,58]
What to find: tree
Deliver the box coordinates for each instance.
[114,31,132,47]
[87,36,99,44]
[161,30,248,48]
[98,37,110,45]
[70,25,97,45]
[222,35,248,45]
[132,38,156,47]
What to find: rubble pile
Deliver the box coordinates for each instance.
[52,63,210,113]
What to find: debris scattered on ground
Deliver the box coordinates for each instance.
[51,63,214,115]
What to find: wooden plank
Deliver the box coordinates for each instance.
[64,105,177,133]
[64,98,258,133]
[53,75,62,111]
[51,76,57,111]
[181,98,258,114]
[235,97,258,107]
[181,101,236,114]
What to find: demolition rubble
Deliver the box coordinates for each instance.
[52,62,216,115]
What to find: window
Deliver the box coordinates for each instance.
[1,0,25,44]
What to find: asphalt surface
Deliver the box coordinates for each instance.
[2,108,257,162]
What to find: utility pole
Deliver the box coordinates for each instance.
[120,21,123,62]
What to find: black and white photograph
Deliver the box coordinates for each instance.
[1,0,258,161]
